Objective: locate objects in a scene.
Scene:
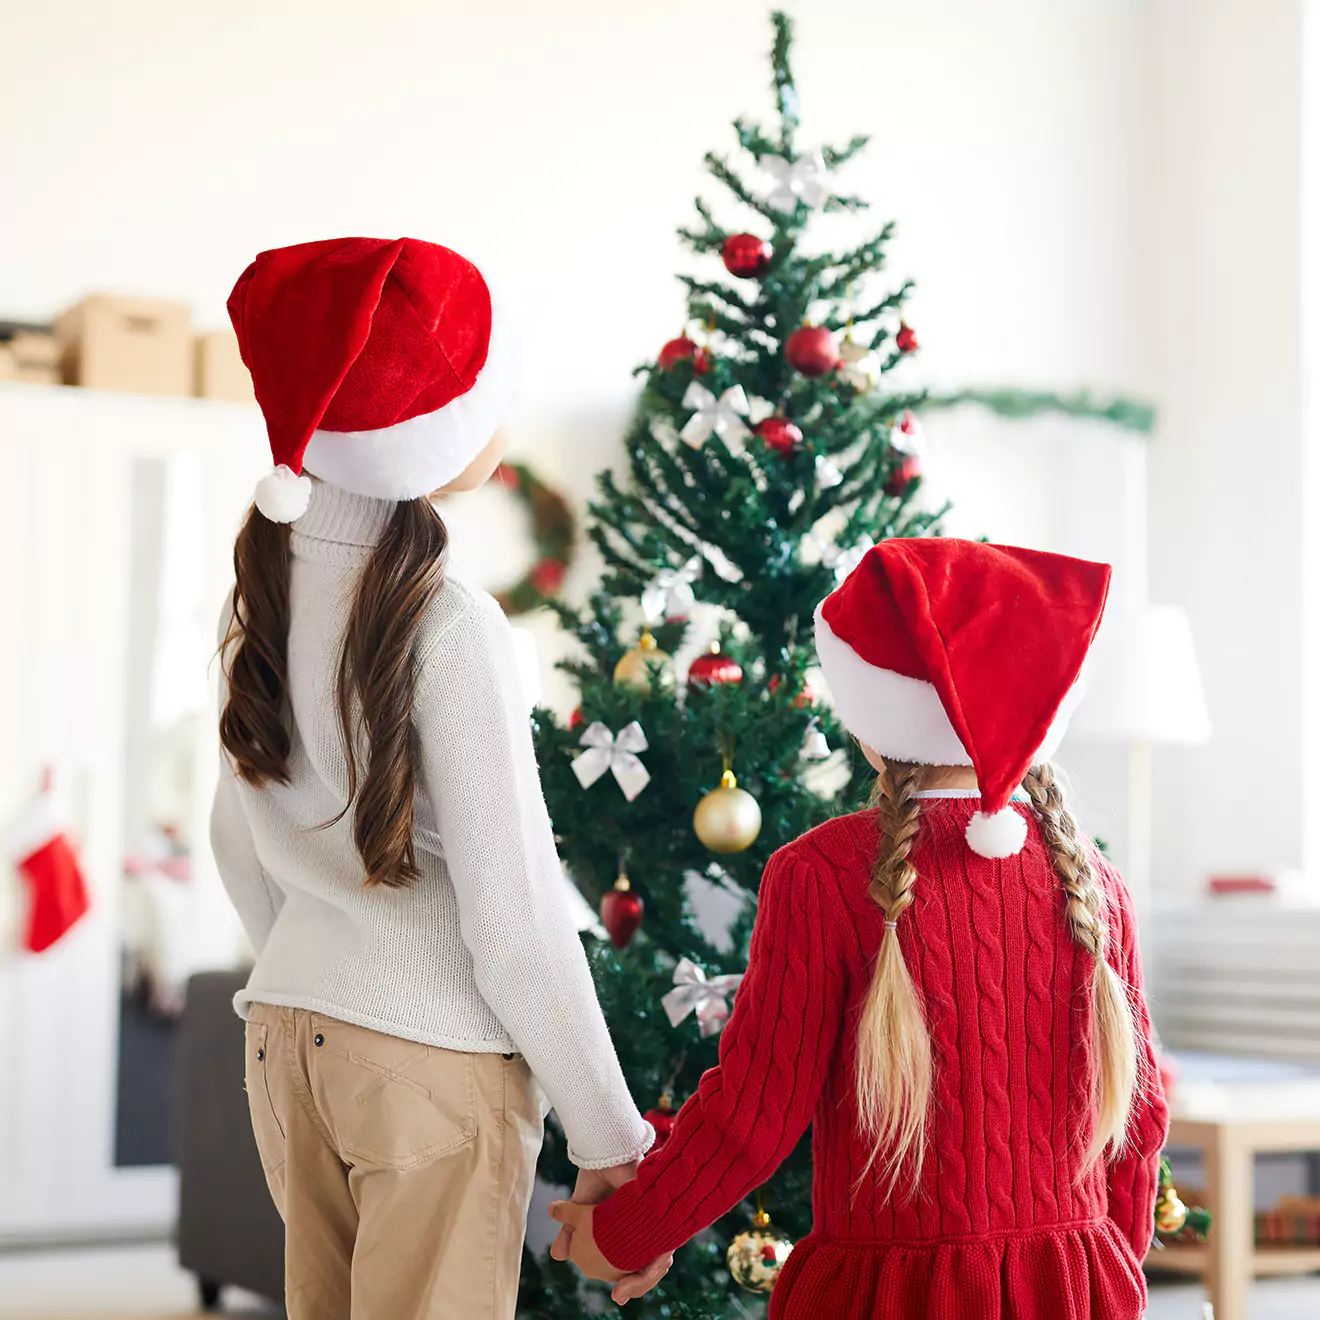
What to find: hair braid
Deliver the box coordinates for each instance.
[855,761,934,1191]
[1023,762,1139,1165]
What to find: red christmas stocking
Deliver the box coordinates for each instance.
[8,794,90,953]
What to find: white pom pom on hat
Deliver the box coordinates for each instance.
[965,807,1029,860]
[254,464,313,523]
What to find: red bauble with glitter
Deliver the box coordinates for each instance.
[600,875,643,949]
[785,325,838,377]
[658,336,709,374]
[754,416,803,454]
[884,454,922,497]
[642,1095,678,1147]
[721,233,771,278]
[895,322,919,354]
[687,644,744,689]
[530,557,566,595]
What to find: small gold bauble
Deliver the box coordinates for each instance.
[1155,1191,1188,1235]
[694,769,762,854]
[613,629,676,696]
[726,1209,793,1293]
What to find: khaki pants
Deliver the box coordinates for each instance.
[244,1004,543,1320]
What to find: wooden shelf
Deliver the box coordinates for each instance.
[1149,1243,1320,1278]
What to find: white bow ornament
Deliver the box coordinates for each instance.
[762,152,828,214]
[642,556,702,624]
[680,383,750,448]
[815,454,844,489]
[662,957,745,1037]
[571,722,651,802]
[818,535,875,583]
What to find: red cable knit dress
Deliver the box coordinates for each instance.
[594,798,1170,1320]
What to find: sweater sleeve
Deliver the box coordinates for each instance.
[209,592,285,958]
[594,847,847,1272]
[210,756,284,956]
[413,595,652,1169]
[1098,859,1170,1260]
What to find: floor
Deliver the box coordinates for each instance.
[0,1242,1317,1318]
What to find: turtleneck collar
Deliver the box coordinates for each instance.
[290,479,400,559]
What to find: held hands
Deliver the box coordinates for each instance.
[548,1162,673,1304]
[548,1201,673,1304]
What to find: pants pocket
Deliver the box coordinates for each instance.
[244,1018,287,1209]
[312,1016,477,1172]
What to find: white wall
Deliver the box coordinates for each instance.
[1143,0,1311,896]
[1,0,1155,770]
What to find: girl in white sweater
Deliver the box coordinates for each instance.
[211,237,661,1320]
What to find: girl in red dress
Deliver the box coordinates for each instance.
[551,538,1170,1320]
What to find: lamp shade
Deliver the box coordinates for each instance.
[1073,603,1211,746]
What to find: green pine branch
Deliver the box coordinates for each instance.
[925,387,1157,434]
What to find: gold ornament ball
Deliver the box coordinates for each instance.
[726,1211,793,1293]
[613,629,676,697]
[1155,1191,1188,1235]
[694,769,762,854]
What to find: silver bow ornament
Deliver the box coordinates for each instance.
[571,721,651,802]
[821,535,875,583]
[889,411,926,456]
[815,454,844,489]
[642,556,702,624]
[680,382,750,448]
[662,957,745,1037]
[762,152,828,213]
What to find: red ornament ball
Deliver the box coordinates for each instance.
[642,1095,678,1147]
[600,875,643,949]
[568,707,584,730]
[530,557,566,595]
[754,416,803,454]
[884,454,922,497]
[492,463,520,491]
[768,673,816,708]
[785,325,839,377]
[721,233,771,278]
[896,322,919,354]
[658,336,709,374]
[688,644,744,689]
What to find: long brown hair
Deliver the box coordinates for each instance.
[219,496,448,889]
[854,760,1140,1191]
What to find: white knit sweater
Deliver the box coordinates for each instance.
[210,480,653,1169]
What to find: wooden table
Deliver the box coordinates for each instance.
[1151,1113,1320,1320]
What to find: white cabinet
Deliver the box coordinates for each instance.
[0,383,266,1242]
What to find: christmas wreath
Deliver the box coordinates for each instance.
[489,462,576,615]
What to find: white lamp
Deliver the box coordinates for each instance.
[1073,604,1211,911]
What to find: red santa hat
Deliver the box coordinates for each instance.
[228,236,521,522]
[814,539,1111,859]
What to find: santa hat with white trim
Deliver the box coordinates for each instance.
[814,538,1111,859]
[228,236,521,522]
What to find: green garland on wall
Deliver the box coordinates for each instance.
[490,461,576,615]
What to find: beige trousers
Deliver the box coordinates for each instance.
[244,1003,544,1320]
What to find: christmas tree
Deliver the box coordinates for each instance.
[518,13,1151,1318]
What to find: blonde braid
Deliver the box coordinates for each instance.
[1023,762,1138,1165]
[855,761,934,1191]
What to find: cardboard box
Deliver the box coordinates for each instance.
[0,337,59,385]
[10,332,60,369]
[55,295,192,395]
[194,330,255,403]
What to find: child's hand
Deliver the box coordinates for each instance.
[548,1201,674,1304]
[549,1161,638,1262]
